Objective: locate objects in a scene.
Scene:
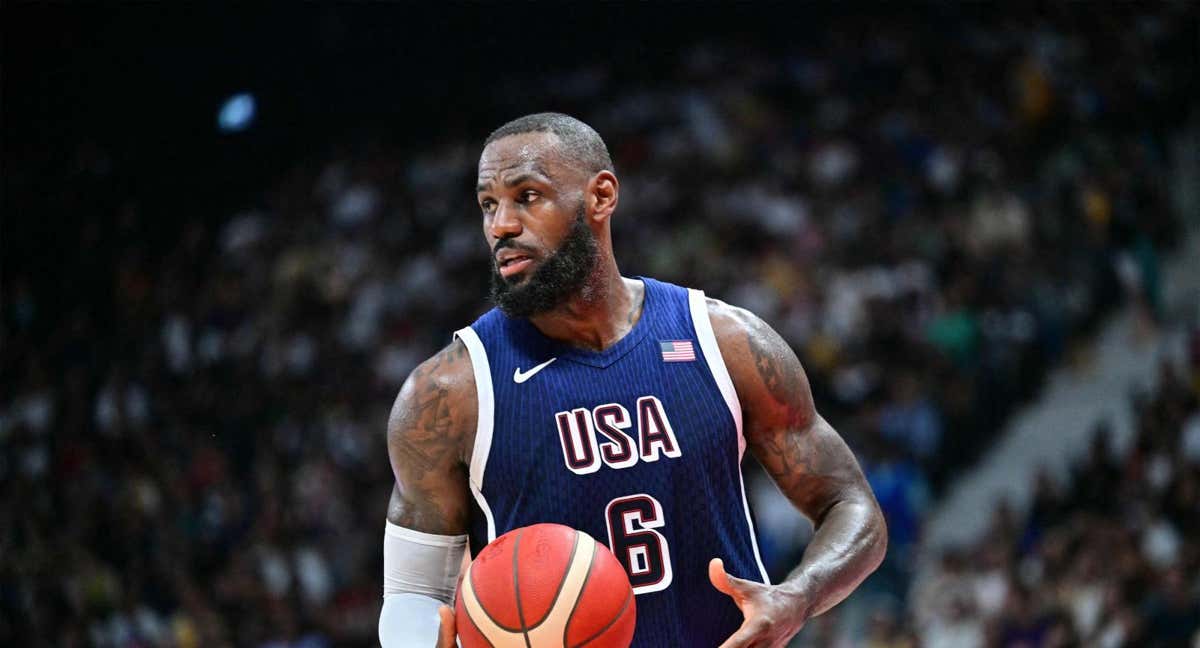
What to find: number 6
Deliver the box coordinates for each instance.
[604,494,673,595]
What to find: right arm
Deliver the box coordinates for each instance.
[386,338,476,534]
[380,339,477,648]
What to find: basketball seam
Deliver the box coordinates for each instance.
[559,542,599,647]
[459,598,498,648]
[524,529,582,631]
[468,548,524,633]
[512,529,533,648]
[570,587,633,648]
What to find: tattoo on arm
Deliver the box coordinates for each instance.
[711,299,886,616]
[739,316,853,518]
[745,324,811,427]
[386,340,475,535]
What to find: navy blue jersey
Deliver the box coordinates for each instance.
[455,277,769,646]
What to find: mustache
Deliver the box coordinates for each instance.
[493,238,539,256]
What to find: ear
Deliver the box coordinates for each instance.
[587,171,619,223]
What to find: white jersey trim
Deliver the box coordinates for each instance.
[453,326,497,543]
[688,289,771,585]
[688,289,744,456]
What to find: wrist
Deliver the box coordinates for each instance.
[773,576,816,625]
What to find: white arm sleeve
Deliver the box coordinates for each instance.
[379,521,468,648]
[379,593,444,647]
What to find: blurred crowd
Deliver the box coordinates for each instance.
[3,4,1196,647]
[897,348,1200,648]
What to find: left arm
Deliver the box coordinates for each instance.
[707,298,887,646]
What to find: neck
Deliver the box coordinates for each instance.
[527,255,643,352]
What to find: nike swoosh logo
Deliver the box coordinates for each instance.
[513,357,557,384]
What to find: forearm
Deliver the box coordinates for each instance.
[778,496,887,619]
[378,509,468,647]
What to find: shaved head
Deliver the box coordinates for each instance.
[484,112,613,176]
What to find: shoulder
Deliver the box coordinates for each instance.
[702,296,815,428]
[702,296,778,360]
[387,338,478,465]
[392,338,476,410]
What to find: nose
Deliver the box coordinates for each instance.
[488,199,522,240]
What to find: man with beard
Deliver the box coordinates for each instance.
[379,113,887,647]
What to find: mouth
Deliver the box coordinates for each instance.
[497,253,535,279]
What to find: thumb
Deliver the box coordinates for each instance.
[708,558,748,600]
[436,604,456,648]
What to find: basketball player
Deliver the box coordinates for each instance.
[379,113,886,647]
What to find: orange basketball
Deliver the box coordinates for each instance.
[456,523,636,647]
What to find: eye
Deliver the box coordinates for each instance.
[480,198,497,215]
[518,190,539,204]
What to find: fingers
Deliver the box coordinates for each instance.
[436,604,456,648]
[715,620,764,648]
[718,616,792,648]
[711,562,799,648]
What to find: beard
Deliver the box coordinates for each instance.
[489,204,598,318]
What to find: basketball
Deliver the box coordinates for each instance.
[456,523,636,647]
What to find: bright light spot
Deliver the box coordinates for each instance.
[218,93,256,132]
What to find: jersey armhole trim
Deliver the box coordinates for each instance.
[452,326,497,543]
[687,289,745,458]
[687,289,771,585]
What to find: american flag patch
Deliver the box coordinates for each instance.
[659,340,696,362]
